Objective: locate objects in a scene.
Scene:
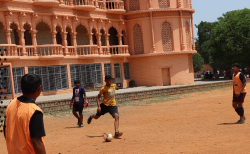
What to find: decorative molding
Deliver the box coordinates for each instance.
[33,13,38,18]
[5,10,12,17]
[74,14,78,21]
[19,12,26,18]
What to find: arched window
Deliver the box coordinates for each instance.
[56,26,62,45]
[185,22,191,50]
[92,29,97,45]
[66,27,72,46]
[76,24,88,45]
[162,22,173,52]
[129,0,140,11]
[10,23,19,45]
[108,27,118,46]
[36,22,52,45]
[24,24,32,45]
[100,29,105,46]
[133,24,144,54]
[158,0,169,8]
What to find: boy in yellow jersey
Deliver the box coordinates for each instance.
[232,63,247,124]
[4,74,46,154]
[87,75,123,138]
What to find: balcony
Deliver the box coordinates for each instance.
[0,44,129,60]
[97,1,125,13]
[33,0,60,6]
[59,0,125,12]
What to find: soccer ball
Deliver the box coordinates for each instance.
[103,133,113,142]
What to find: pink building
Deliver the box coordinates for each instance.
[0,0,196,97]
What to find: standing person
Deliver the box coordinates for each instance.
[87,75,123,138]
[207,69,210,74]
[223,70,226,78]
[4,74,46,154]
[232,63,247,124]
[71,80,87,127]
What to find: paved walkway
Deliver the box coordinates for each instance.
[0,80,231,105]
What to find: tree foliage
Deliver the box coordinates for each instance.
[196,8,250,69]
[193,53,204,72]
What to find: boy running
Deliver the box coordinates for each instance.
[87,75,123,138]
[71,80,87,127]
[232,63,247,124]
[4,74,46,154]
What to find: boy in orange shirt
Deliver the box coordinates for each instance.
[4,74,46,154]
[87,75,123,138]
[232,63,247,124]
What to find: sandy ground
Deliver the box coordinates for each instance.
[1,85,250,154]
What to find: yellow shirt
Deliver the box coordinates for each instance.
[99,84,117,106]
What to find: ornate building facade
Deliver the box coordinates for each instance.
[0,0,196,97]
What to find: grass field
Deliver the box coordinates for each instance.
[1,85,250,154]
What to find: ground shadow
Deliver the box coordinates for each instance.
[86,135,103,138]
[217,122,238,125]
[64,126,81,129]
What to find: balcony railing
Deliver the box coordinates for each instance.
[60,0,124,10]
[25,46,36,56]
[73,0,94,6]
[100,45,129,55]
[97,1,124,10]
[0,44,19,56]
[0,44,129,57]
[77,45,98,55]
[68,46,76,56]
[110,45,128,55]
[37,45,63,56]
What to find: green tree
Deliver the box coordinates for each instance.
[209,8,250,69]
[195,21,217,64]
[193,53,204,72]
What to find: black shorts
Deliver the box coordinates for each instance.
[96,103,119,117]
[72,103,84,113]
[233,93,247,103]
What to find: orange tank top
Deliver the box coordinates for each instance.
[5,98,45,154]
[233,72,246,94]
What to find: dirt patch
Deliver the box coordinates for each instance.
[1,86,250,154]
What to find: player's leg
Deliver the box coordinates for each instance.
[237,102,245,120]
[235,93,246,124]
[78,104,84,127]
[88,104,107,124]
[72,103,80,125]
[110,106,123,138]
[113,113,119,133]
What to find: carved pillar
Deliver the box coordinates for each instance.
[51,31,57,45]
[189,0,192,9]
[103,0,106,9]
[88,33,93,45]
[117,33,122,45]
[72,32,77,55]
[18,29,27,56]
[179,11,185,50]
[191,14,195,50]
[30,30,38,56]
[69,0,73,5]
[105,33,110,47]
[62,31,69,55]
[150,11,156,53]
[5,29,12,44]
[178,0,181,8]
[149,0,152,9]
[59,0,64,4]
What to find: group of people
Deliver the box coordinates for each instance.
[2,63,247,154]
[3,74,123,154]
[197,69,213,79]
